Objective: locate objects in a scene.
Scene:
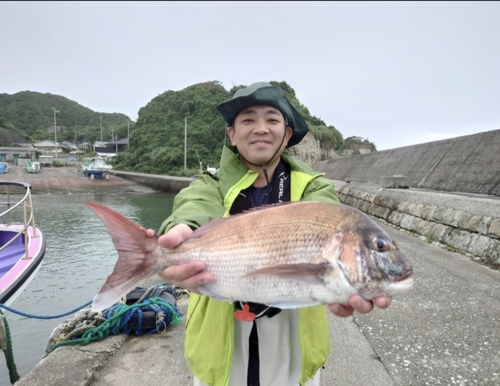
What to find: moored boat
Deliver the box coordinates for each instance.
[81,157,113,180]
[26,161,41,173]
[0,182,46,306]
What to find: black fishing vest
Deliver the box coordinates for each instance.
[230,159,291,386]
[229,159,291,214]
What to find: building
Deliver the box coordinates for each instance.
[33,140,73,155]
[94,138,129,154]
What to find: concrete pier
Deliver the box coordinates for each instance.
[3,129,500,385]
[11,177,500,386]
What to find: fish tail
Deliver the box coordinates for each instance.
[87,202,162,312]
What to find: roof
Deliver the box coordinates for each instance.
[108,138,129,145]
[61,141,78,150]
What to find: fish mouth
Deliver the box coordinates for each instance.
[388,272,414,293]
[395,269,413,282]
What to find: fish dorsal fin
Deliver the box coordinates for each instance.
[187,202,297,240]
[188,217,234,239]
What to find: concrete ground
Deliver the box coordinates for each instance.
[2,164,139,195]
[13,184,500,386]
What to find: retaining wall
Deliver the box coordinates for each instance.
[110,170,194,192]
[332,181,500,266]
[313,128,500,196]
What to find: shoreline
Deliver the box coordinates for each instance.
[0,165,150,195]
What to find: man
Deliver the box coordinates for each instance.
[157,82,391,385]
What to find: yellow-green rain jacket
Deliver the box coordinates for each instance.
[159,146,340,386]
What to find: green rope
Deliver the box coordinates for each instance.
[0,309,20,384]
[49,297,182,353]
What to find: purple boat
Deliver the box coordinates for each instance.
[0,182,45,306]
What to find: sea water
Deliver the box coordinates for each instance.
[0,191,175,383]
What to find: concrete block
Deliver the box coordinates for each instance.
[388,211,404,226]
[470,235,493,257]
[380,175,409,189]
[432,207,455,225]
[375,196,397,209]
[432,224,453,243]
[397,201,410,214]
[447,229,473,252]
[416,220,434,238]
[372,205,389,219]
[488,218,500,239]
[420,205,437,220]
[467,215,484,233]
[400,214,420,232]
[407,203,425,218]
[450,210,474,229]
[478,217,493,235]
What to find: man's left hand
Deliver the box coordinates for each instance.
[328,295,391,317]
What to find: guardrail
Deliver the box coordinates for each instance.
[0,182,39,258]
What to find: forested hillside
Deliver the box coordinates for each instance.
[0,91,133,144]
[115,80,345,175]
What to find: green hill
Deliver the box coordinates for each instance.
[0,91,133,144]
[115,80,346,175]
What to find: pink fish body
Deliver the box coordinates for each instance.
[87,201,413,312]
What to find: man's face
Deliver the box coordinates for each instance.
[227,105,293,167]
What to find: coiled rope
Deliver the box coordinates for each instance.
[0,309,20,384]
[47,283,184,353]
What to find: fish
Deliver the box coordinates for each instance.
[87,201,413,312]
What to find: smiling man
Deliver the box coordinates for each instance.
[157,82,392,386]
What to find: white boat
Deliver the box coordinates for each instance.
[27,161,41,173]
[81,157,113,180]
[81,157,113,172]
[0,181,45,306]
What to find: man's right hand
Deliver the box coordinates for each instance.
[156,223,214,294]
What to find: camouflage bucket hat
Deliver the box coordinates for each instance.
[215,82,309,148]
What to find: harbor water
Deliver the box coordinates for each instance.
[0,191,175,384]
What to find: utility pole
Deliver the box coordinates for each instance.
[184,112,190,172]
[100,116,103,142]
[127,120,130,149]
[51,107,59,159]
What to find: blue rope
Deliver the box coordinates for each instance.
[102,298,183,335]
[0,301,93,319]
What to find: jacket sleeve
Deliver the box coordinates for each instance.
[158,175,228,235]
[301,175,341,204]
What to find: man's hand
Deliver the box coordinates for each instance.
[328,295,392,317]
[156,224,214,294]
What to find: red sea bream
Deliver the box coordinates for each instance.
[87,201,413,312]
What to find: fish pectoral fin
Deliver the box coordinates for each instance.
[198,285,234,302]
[241,262,330,284]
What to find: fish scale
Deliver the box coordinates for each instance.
[87,201,414,311]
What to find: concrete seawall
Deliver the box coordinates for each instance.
[110,170,194,192]
[313,128,500,196]
[330,181,500,267]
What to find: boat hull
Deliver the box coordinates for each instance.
[0,225,46,306]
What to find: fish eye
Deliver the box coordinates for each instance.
[373,237,387,251]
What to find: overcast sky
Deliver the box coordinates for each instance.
[1,1,499,151]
